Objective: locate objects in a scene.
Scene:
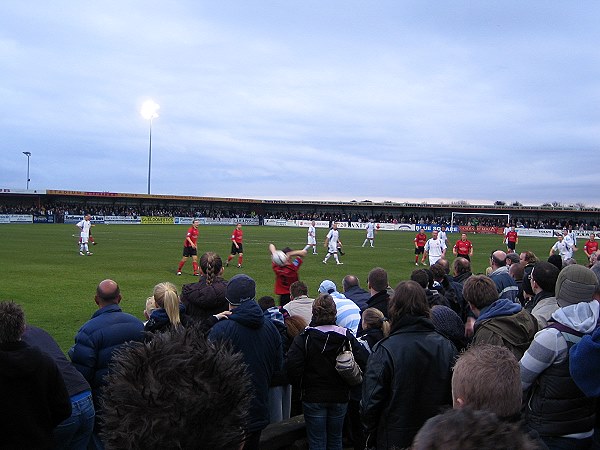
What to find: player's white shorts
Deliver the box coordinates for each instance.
[307,237,316,245]
[80,233,89,244]
[366,231,374,239]
[328,243,338,253]
[429,255,442,265]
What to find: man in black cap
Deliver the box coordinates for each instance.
[208,274,283,450]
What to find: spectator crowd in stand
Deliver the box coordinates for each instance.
[1,199,598,230]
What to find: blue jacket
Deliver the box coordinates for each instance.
[69,303,144,405]
[344,285,371,311]
[209,300,283,433]
[489,267,519,301]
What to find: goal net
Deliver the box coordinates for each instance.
[450,212,511,228]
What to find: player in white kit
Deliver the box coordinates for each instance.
[303,221,318,255]
[550,234,573,262]
[438,225,448,248]
[76,214,93,256]
[423,230,446,265]
[362,220,375,248]
[323,223,343,265]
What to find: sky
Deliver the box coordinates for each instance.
[1,1,599,206]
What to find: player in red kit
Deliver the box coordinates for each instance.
[226,223,244,268]
[177,219,200,276]
[268,244,307,306]
[506,226,519,253]
[584,233,598,262]
[414,228,428,265]
[453,233,474,260]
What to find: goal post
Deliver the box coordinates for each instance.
[450,212,511,227]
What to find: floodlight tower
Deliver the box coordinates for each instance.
[140,100,160,195]
[22,151,31,189]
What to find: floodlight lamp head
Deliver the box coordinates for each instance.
[140,100,160,120]
[23,151,31,156]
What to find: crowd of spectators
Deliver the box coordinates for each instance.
[3,236,600,449]
[1,200,599,230]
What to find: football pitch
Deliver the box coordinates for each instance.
[0,224,556,351]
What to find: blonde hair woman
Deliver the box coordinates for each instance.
[144,282,187,334]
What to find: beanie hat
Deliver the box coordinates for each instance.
[226,274,256,305]
[555,265,599,307]
[319,280,337,295]
[569,327,600,397]
[430,305,465,344]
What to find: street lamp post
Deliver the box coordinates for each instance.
[140,100,160,195]
[22,151,31,190]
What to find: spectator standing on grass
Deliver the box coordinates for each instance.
[361,281,457,450]
[176,218,200,276]
[527,261,559,328]
[489,250,519,301]
[342,274,371,311]
[520,265,599,450]
[144,282,188,335]
[258,296,292,425]
[180,252,228,325]
[283,280,314,325]
[23,325,95,450]
[318,279,361,335]
[0,301,72,450]
[363,267,391,319]
[208,274,283,450]
[100,327,252,450]
[69,279,144,449]
[464,275,537,361]
[286,294,368,450]
[452,257,472,284]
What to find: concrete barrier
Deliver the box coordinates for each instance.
[259,415,308,450]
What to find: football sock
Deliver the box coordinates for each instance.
[303,245,310,251]
[323,254,330,262]
[334,254,340,263]
[227,255,233,263]
[362,239,368,247]
[238,256,243,266]
[192,262,199,273]
[178,261,185,271]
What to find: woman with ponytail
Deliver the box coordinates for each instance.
[356,307,390,354]
[145,282,187,334]
[180,252,228,323]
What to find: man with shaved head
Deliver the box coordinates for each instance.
[488,250,519,301]
[69,279,144,448]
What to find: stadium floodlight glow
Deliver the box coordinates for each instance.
[141,100,160,195]
[22,151,31,190]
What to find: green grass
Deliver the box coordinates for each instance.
[0,224,557,351]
